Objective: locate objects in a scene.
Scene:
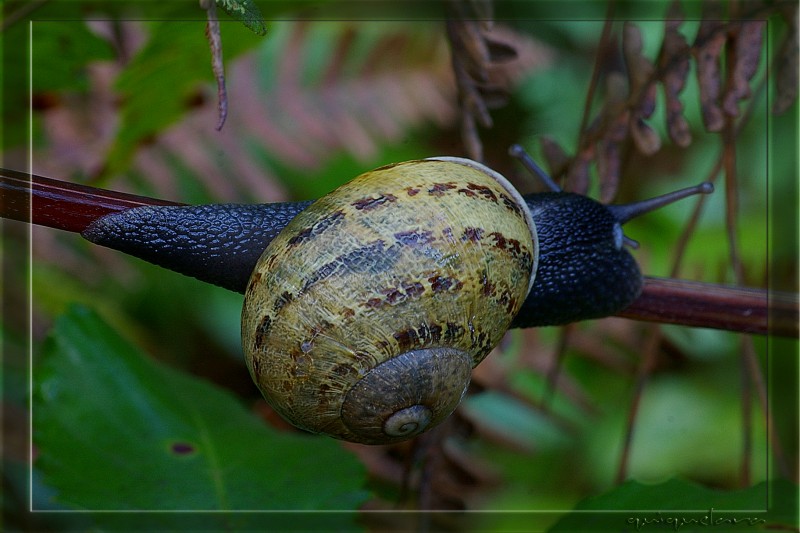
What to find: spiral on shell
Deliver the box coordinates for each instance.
[241,157,537,444]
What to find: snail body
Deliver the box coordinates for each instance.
[78,150,712,444]
[241,158,536,443]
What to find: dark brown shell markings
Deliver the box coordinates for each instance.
[242,158,537,444]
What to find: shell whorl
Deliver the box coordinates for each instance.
[241,158,537,444]
[384,406,432,438]
[340,348,472,443]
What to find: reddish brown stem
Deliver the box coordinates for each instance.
[576,2,616,149]
[0,168,181,233]
[618,277,798,338]
[2,169,796,338]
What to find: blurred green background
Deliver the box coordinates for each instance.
[2,1,797,531]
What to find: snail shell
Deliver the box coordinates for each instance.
[241,157,537,444]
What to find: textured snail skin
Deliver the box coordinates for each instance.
[82,194,642,328]
[240,159,536,444]
[511,193,642,328]
[82,201,312,293]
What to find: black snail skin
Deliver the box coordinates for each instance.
[78,149,712,444]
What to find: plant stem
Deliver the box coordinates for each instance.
[2,168,796,337]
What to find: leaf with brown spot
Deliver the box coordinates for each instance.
[658,3,692,147]
[774,5,798,115]
[693,9,727,131]
[722,20,765,117]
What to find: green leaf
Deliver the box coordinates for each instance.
[30,21,115,92]
[461,391,571,452]
[217,0,268,36]
[548,478,798,532]
[104,18,263,178]
[3,16,114,150]
[33,305,368,519]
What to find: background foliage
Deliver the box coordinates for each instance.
[2,0,797,531]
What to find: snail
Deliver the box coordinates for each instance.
[240,157,537,444]
[19,147,713,445]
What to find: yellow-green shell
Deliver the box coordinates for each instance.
[241,158,537,444]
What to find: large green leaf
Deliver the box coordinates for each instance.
[547,478,797,532]
[33,305,368,523]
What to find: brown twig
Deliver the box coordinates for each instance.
[615,326,661,483]
[0,168,180,233]
[739,335,753,487]
[616,54,792,486]
[202,0,228,131]
[1,0,49,31]
[618,277,798,338]
[576,2,616,144]
[3,168,796,338]
[563,4,779,201]
[741,334,794,481]
[541,323,574,406]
